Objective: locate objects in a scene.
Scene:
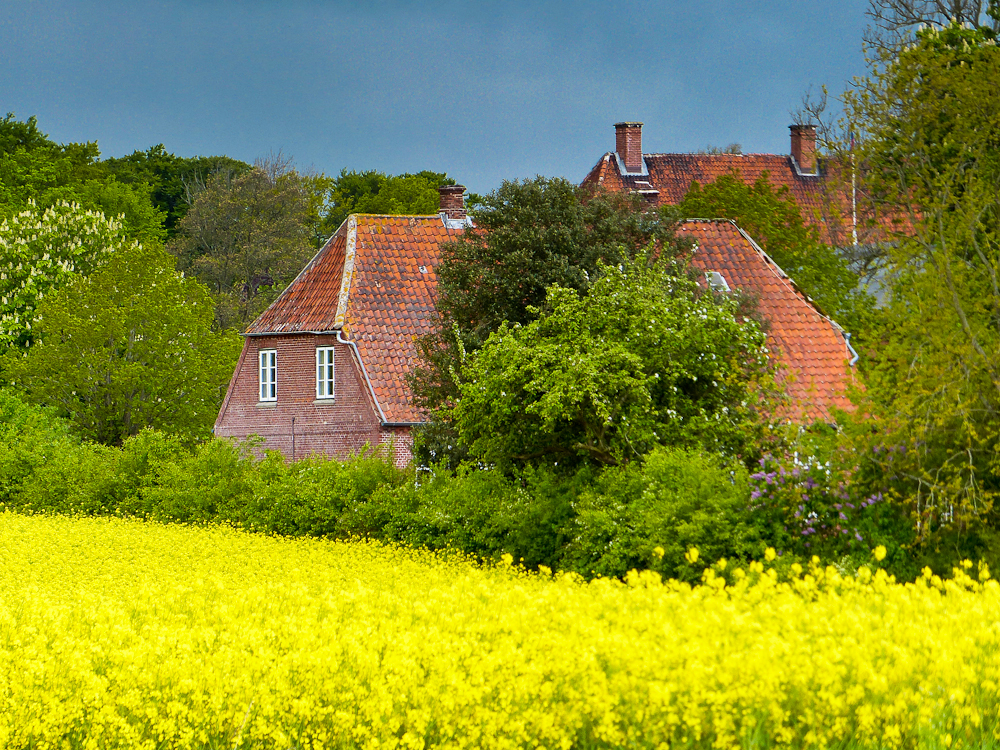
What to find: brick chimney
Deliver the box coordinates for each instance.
[790,124,817,174]
[615,122,644,173]
[438,185,466,220]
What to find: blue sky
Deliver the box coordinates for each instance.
[2,0,870,193]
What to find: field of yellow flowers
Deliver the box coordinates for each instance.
[2,512,1000,749]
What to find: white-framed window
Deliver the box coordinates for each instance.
[316,346,335,399]
[259,349,277,402]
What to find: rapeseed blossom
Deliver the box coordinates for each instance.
[2,512,999,749]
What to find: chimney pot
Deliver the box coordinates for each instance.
[614,122,644,173]
[438,185,466,220]
[790,124,817,174]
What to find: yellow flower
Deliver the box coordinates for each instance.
[685,547,699,564]
[653,546,665,560]
[873,545,887,562]
[764,548,776,562]
[3,512,998,750]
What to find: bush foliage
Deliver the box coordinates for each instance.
[6,389,997,581]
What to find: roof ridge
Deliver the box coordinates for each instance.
[644,152,791,158]
[333,215,358,329]
[352,213,441,219]
[729,222,847,335]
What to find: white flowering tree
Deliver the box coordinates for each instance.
[0,201,130,348]
[3,242,242,444]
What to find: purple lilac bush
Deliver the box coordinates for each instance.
[749,452,886,558]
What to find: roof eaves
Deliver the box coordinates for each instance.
[242,329,341,338]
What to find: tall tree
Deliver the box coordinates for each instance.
[168,156,315,331]
[2,242,240,445]
[411,177,686,466]
[842,22,1000,548]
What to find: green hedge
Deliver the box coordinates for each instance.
[6,388,989,580]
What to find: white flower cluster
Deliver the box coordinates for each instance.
[0,201,133,346]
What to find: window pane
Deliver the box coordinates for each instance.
[260,350,276,401]
[316,347,334,398]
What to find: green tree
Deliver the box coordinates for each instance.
[2,242,241,445]
[864,0,999,53]
[100,144,251,238]
[413,178,683,414]
[168,159,316,331]
[840,22,1000,553]
[679,172,872,336]
[0,113,166,244]
[0,201,131,349]
[321,169,454,235]
[410,179,687,468]
[452,252,772,471]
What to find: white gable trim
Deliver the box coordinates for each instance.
[333,215,358,329]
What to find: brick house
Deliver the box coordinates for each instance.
[214,186,471,467]
[216,174,857,465]
[583,122,863,420]
[582,121,880,249]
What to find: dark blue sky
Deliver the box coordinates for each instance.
[2,0,870,194]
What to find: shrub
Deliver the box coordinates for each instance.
[243,449,407,538]
[562,446,766,580]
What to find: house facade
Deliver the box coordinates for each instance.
[214,186,471,467]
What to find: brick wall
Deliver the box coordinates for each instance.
[215,334,415,464]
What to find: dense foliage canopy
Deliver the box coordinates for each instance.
[841,22,1000,551]
[320,169,454,236]
[0,201,132,349]
[453,252,773,470]
[3,243,240,444]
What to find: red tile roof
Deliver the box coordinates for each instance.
[246,214,464,424]
[678,220,856,422]
[582,151,862,247]
[246,213,855,426]
[247,231,349,334]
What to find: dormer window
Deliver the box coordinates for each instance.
[705,271,731,293]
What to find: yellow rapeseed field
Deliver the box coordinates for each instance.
[2,512,1000,749]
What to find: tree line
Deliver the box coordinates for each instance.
[2,0,1000,578]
